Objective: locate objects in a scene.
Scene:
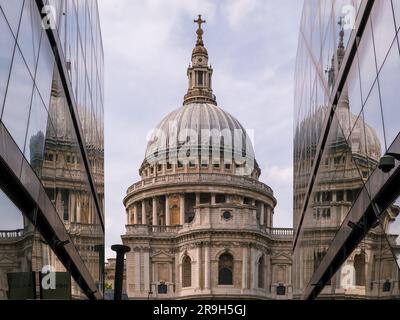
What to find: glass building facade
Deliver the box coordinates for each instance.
[0,0,104,299]
[294,0,400,299]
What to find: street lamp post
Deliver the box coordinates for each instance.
[111,244,130,300]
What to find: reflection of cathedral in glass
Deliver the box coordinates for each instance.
[0,1,104,299]
[0,69,104,299]
[293,0,400,299]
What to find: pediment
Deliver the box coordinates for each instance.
[271,251,292,261]
[151,250,174,260]
[0,256,16,265]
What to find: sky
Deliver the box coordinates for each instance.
[98,0,304,259]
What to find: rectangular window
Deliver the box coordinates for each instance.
[334,156,342,165]
[336,190,344,202]
[322,191,332,202]
[45,153,54,162]
[197,71,204,86]
[346,190,353,202]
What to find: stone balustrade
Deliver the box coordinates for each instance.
[125,224,293,238]
[127,173,273,195]
[125,225,183,235]
[267,227,294,237]
[0,229,24,239]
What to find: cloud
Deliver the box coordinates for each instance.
[263,165,293,228]
[225,0,257,28]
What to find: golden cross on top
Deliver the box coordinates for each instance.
[194,14,206,29]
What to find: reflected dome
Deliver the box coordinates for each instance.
[294,93,382,163]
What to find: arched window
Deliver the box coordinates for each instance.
[354,251,366,286]
[258,255,265,288]
[182,256,192,288]
[218,253,234,285]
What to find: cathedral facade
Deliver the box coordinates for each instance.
[121,16,293,300]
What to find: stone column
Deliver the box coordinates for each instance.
[152,197,158,226]
[143,249,150,293]
[211,194,216,205]
[269,207,273,228]
[88,199,94,224]
[180,194,185,225]
[242,246,248,290]
[265,206,270,228]
[195,193,201,205]
[195,245,202,289]
[68,191,72,222]
[126,250,135,297]
[142,200,147,225]
[260,203,265,226]
[165,196,170,226]
[127,208,130,225]
[133,203,138,224]
[266,254,271,292]
[70,192,75,222]
[251,248,258,289]
[134,249,141,293]
[204,244,211,290]
[76,196,81,222]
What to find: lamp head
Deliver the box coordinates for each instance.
[378,155,396,173]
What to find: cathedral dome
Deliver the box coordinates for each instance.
[145,103,255,163]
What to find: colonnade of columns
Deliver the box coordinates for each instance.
[127,193,272,228]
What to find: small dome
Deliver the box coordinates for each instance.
[192,45,208,56]
[144,103,257,169]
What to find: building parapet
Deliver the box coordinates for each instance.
[125,224,293,239]
[127,173,273,195]
[0,229,24,239]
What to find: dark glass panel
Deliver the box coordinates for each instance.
[24,88,49,174]
[35,34,55,110]
[0,12,16,115]
[0,0,23,36]
[2,48,34,150]
[17,0,41,76]
[377,38,400,148]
